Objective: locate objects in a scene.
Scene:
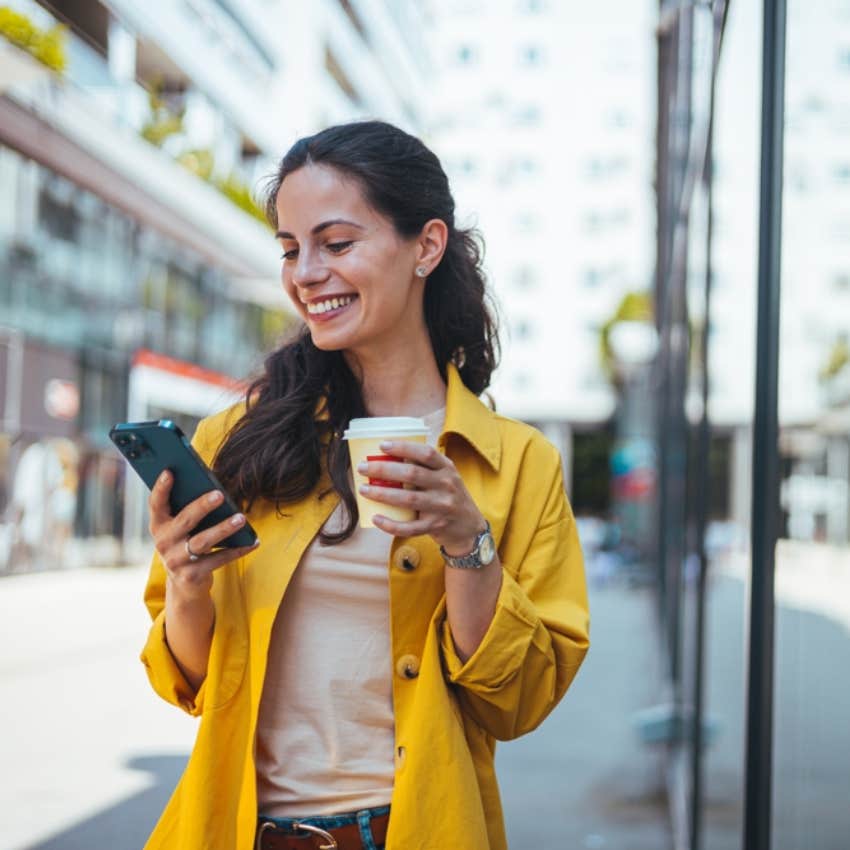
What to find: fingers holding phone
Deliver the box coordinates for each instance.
[149,470,259,597]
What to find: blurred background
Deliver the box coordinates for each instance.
[0,1,848,849]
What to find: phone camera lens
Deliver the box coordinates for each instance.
[126,448,140,459]
[116,435,130,446]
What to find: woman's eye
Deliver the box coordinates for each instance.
[280,248,298,260]
[326,241,353,253]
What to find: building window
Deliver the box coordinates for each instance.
[515,211,539,233]
[834,163,850,183]
[584,212,602,233]
[513,318,534,340]
[514,104,542,126]
[605,109,633,129]
[583,209,630,232]
[519,45,543,66]
[834,273,850,291]
[584,156,629,179]
[584,268,603,288]
[457,44,476,64]
[39,180,80,243]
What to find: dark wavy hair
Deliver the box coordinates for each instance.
[212,120,500,543]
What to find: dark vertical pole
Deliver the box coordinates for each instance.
[666,4,692,700]
[692,8,730,847]
[744,1,786,849]
[690,133,711,850]
[655,9,673,636]
[691,71,715,850]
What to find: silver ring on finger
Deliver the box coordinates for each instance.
[185,537,203,562]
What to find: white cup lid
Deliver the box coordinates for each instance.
[343,416,428,440]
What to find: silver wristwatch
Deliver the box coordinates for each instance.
[440,521,496,569]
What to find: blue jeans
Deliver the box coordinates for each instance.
[256,804,390,850]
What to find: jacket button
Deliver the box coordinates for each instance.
[396,653,420,679]
[393,544,420,572]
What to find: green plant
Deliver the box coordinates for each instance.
[820,337,850,382]
[175,146,268,227]
[0,6,67,72]
[213,173,268,226]
[140,83,185,147]
[138,87,268,227]
[176,148,215,180]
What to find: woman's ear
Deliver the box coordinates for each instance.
[415,218,449,275]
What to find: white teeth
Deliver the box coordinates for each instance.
[307,295,354,315]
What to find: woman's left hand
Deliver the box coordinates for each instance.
[357,440,486,554]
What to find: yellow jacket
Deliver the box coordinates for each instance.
[141,363,589,850]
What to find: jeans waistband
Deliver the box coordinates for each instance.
[257,804,390,831]
[256,805,390,850]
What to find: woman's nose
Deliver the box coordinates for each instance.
[292,248,329,288]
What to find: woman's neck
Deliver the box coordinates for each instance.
[346,344,447,418]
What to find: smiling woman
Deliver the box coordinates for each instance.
[139,120,589,850]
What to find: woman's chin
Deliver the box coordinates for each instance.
[308,329,350,352]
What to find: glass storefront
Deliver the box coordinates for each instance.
[650,1,850,848]
[0,143,292,570]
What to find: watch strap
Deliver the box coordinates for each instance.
[440,521,492,569]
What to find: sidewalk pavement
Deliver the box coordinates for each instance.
[0,564,671,850]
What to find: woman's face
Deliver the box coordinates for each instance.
[275,164,426,356]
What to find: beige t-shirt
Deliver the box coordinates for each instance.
[256,406,446,816]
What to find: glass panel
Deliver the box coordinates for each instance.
[772,0,850,846]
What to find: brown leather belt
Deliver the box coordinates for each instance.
[256,812,390,850]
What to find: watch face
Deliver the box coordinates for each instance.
[479,532,496,565]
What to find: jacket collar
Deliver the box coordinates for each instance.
[315,362,502,472]
[441,362,501,472]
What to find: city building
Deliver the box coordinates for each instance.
[425,0,657,505]
[0,0,429,568]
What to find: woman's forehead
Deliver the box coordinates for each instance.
[276,164,369,223]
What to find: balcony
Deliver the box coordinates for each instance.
[0,0,279,284]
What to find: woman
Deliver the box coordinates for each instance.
[142,120,589,850]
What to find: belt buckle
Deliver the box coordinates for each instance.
[255,819,338,850]
[293,821,338,850]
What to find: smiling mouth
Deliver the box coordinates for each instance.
[306,294,358,316]
[305,294,359,322]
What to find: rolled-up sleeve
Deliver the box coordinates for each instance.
[440,441,590,740]
[140,586,208,716]
[139,418,213,717]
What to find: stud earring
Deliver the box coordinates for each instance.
[415,266,427,278]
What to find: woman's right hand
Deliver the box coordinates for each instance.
[149,470,259,600]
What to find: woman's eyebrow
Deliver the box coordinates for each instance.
[275,218,366,240]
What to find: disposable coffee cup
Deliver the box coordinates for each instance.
[343,416,429,528]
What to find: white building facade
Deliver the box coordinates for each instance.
[426,0,657,427]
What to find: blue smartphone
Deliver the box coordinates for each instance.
[109,419,257,548]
